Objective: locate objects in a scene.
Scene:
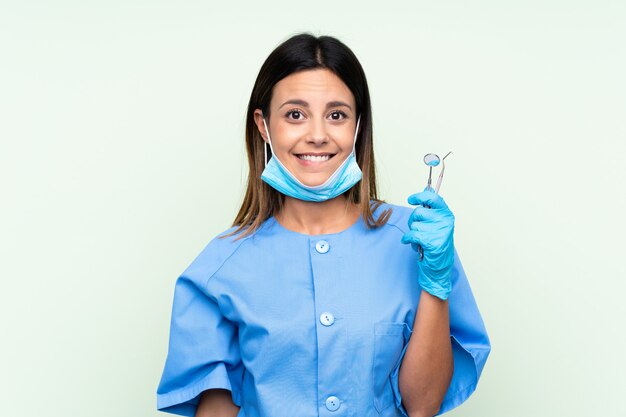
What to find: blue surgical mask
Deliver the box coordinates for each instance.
[260,115,362,202]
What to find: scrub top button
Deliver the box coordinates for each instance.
[315,240,330,254]
[319,312,335,326]
[325,396,341,411]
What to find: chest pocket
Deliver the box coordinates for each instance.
[372,322,409,413]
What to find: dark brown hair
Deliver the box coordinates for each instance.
[224,32,391,239]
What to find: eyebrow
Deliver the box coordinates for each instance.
[279,99,353,111]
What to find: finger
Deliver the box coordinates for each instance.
[401,230,426,246]
[407,191,449,210]
[401,231,417,245]
[409,220,445,237]
[408,206,440,224]
[408,190,442,206]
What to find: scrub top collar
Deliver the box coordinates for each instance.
[265,212,366,239]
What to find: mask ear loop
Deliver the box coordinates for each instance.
[262,116,272,168]
[352,115,361,156]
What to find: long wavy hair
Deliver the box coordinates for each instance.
[224,33,392,239]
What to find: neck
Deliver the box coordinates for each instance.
[276,195,361,235]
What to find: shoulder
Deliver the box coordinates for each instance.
[370,200,413,235]
[178,225,255,291]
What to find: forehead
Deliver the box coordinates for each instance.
[272,69,354,107]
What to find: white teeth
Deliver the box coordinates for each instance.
[298,154,331,161]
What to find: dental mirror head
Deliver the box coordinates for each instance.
[424,153,441,167]
[423,153,440,192]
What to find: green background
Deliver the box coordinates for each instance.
[1,1,624,416]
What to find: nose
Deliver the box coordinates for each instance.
[306,118,329,145]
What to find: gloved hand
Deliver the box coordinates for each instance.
[400,187,455,300]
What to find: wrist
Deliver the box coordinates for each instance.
[418,272,451,300]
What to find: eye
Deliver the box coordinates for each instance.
[329,110,348,121]
[285,109,305,120]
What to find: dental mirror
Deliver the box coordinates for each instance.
[423,153,441,191]
[423,153,440,167]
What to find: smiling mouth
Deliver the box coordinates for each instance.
[295,153,335,162]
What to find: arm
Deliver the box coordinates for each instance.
[195,389,240,417]
[398,290,453,417]
[398,188,457,416]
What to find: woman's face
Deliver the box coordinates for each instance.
[254,68,358,187]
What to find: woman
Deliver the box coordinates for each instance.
[156,33,490,417]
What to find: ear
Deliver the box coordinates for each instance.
[253,109,269,143]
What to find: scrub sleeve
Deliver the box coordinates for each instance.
[156,269,245,416]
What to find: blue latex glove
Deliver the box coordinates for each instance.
[400,188,456,300]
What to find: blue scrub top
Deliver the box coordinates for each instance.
[156,201,491,417]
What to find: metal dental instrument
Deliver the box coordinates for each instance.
[423,153,441,192]
[434,151,452,194]
[417,151,453,261]
[423,151,452,194]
